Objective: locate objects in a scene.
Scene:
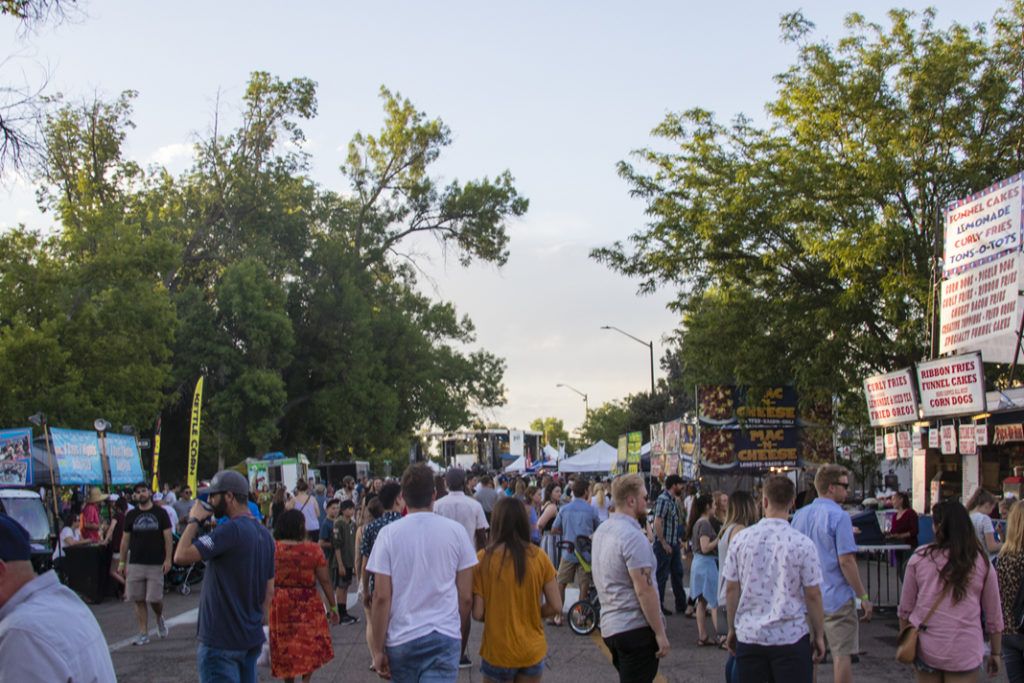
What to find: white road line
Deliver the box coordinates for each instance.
[108,608,198,652]
[108,593,362,652]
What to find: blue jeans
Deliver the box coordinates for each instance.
[1003,634,1024,683]
[386,630,461,683]
[196,642,261,683]
[654,541,686,610]
[734,634,812,683]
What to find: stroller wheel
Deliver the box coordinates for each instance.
[180,583,191,596]
[568,600,598,635]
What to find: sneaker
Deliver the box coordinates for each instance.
[156,616,168,638]
[340,614,359,625]
[459,655,472,669]
[131,633,150,646]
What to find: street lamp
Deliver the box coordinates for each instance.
[601,325,656,394]
[556,383,589,418]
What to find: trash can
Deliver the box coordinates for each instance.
[62,543,108,603]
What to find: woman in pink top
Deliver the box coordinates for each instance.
[899,501,1003,680]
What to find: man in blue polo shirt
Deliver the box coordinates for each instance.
[552,476,602,622]
[175,470,275,683]
[791,465,871,683]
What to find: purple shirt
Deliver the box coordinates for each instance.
[898,547,1002,671]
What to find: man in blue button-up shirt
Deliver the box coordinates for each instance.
[553,476,602,613]
[791,465,871,683]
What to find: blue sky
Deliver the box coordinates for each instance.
[0,0,1008,433]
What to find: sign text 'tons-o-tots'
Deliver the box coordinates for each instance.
[864,368,918,427]
[944,172,1023,278]
[915,352,986,419]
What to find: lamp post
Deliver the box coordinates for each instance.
[94,419,111,492]
[556,383,589,418]
[601,325,656,394]
[28,412,60,527]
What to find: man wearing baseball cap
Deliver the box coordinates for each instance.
[0,513,115,680]
[174,470,275,683]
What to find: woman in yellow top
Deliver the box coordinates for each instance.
[473,496,562,682]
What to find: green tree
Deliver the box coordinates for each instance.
[0,92,178,431]
[594,5,1024,427]
[529,417,570,451]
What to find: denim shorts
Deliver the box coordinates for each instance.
[480,656,545,682]
[913,656,980,674]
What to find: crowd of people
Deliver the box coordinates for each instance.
[9,460,1024,683]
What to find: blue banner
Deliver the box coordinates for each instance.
[105,433,145,485]
[50,428,104,485]
[0,428,33,487]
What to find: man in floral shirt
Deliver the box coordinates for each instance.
[360,482,403,611]
[723,475,825,683]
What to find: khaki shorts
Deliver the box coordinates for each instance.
[819,598,859,656]
[126,563,164,603]
[556,557,591,587]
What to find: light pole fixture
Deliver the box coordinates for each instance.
[601,325,656,394]
[556,383,589,418]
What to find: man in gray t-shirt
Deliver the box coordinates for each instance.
[592,474,669,683]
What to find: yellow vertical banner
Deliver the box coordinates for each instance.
[151,417,162,491]
[187,377,204,495]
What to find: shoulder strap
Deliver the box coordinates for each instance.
[920,582,952,629]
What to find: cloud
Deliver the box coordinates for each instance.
[148,142,194,168]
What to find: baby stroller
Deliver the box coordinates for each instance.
[558,535,601,635]
[165,532,205,596]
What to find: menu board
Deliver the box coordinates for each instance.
[916,353,986,418]
[864,368,918,427]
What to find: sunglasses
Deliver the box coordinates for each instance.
[835,482,850,489]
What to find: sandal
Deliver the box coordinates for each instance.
[546,616,563,626]
[716,635,728,650]
[696,636,716,647]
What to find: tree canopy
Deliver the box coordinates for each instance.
[594,4,1024,429]
[0,73,526,476]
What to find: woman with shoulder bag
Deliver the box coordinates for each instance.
[997,500,1024,682]
[898,501,1003,681]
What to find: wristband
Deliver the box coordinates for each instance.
[118,561,126,567]
[186,517,202,526]
[859,594,869,601]
[329,605,338,612]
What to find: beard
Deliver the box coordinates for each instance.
[211,497,229,518]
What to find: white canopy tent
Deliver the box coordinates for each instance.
[504,455,527,473]
[558,440,618,473]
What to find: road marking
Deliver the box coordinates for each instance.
[588,628,667,683]
[108,608,198,652]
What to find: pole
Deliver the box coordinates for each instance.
[41,422,59,528]
[648,340,655,395]
[601,325,657,394]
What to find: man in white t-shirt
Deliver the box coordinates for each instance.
[368,463,478,682]
[724,475,825,682]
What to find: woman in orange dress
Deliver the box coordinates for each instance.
[270,509,338,682]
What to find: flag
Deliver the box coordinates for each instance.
[187,377,204,495]
[151,417,162,491]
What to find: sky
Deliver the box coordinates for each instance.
[0,0,1009,434]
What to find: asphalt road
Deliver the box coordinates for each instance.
[85,580,1007,683]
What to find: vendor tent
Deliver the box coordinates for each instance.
[558,440,617,473]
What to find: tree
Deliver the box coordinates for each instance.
[7,73,525,479]
[594,5,1024,427]
[0,92,178,431]
[529,417,570,451]
[1,0,78,175]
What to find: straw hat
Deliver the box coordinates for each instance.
[86,487,106,504]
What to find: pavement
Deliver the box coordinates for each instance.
[88,581,1012,682]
